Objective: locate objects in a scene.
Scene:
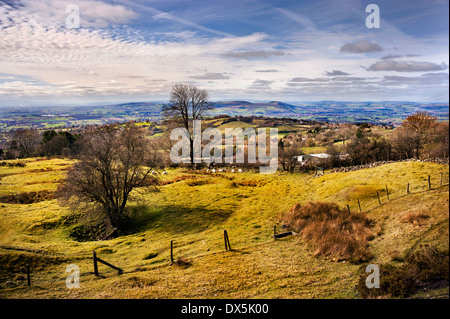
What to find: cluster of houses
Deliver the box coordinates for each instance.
[207,168,243,173]
[293,153,350,166]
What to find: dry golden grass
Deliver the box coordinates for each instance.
[400,211,430,226]
[279,202,374,262]
[0,158,448,299]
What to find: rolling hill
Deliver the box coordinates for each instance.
[0,158,448,298]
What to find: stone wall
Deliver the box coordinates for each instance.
[328,158,449,173]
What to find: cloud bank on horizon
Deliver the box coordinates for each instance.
[0,0,448,106]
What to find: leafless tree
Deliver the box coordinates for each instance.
[336,123,357,145]
[392,126,419,159]
[11,128,40,158]
[57,123,157,235]
[161,84,213,165]
[278,139,302,172]
[401,111,438,158]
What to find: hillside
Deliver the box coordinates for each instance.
[0,158,448,298]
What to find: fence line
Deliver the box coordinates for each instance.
[10,171,449,287]
[93,250,123,276]
[349,172,449,214]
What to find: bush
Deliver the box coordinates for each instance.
[279,201,374,262]
[400,211,430,226]
[186,178,212,186]
[235,179,266,187]
[358,246,449,298]
[0,191,54,204]
[0,161,26,167]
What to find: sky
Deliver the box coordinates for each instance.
[0,0,448,106]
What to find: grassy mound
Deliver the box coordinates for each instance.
[279,202,375,262]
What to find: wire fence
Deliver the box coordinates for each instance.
[3,171,448,289]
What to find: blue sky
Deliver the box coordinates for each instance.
[0,0,448,106]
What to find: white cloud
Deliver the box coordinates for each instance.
[0,2,276,99]
[325,70,350,76]
[340,40,383,53]
[368,60,448,72]
[224,50,285,59]
[189,73,230,80]
[0,0,448,104]
[18,0,137,28]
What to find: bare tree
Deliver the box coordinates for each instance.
[162,84,212,165]
[57,123,157,235]
[401,111,438,158]
[278,139,302,172]
[434,121,449,158]
[11,128,40,158]
[336,123,357,145]
[392,126,419,159]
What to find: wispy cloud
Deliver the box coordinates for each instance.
[340,40,383,54]
[255,69,280,73]
[274,7,317,30]
[0,0,448,104]
[189,73,230,80]
[383,72,449,85]
[223,50,285,59]
[114,0,234,38]
[325,70,350,76]
[368,60,448,72]
[17,0,137,28]
[380,54,421,60]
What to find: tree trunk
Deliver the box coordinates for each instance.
[189,137,194,167]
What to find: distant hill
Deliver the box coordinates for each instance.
[207,101,449,124]
[211,101,298,117]
[0,101,448,134]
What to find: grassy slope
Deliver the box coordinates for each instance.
[0,158,448,298]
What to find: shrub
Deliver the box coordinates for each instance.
[278,201,375,262]
[160,175,198,185]
[174,256,192,268]
[0,161,26,167]
[186,178,211,186]
[235,179,266,187]
[0,191,54,204]
[400,211,430,226]
[358,246,449,298]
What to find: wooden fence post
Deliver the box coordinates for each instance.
[93,250,123,275]
[93,251,98,276]
[385,185,389,200]
[26,264,31,286]
[357,198,362,213]
[170,240,174,263]
[376,191,381,205]
[440,173,443,186]
[428,175,431,190]
[407,183,410,194]
[224,230,231,250]
[273,225,277,240]
[224,230,228,250]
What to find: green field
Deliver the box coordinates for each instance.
[0,158,448,298]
